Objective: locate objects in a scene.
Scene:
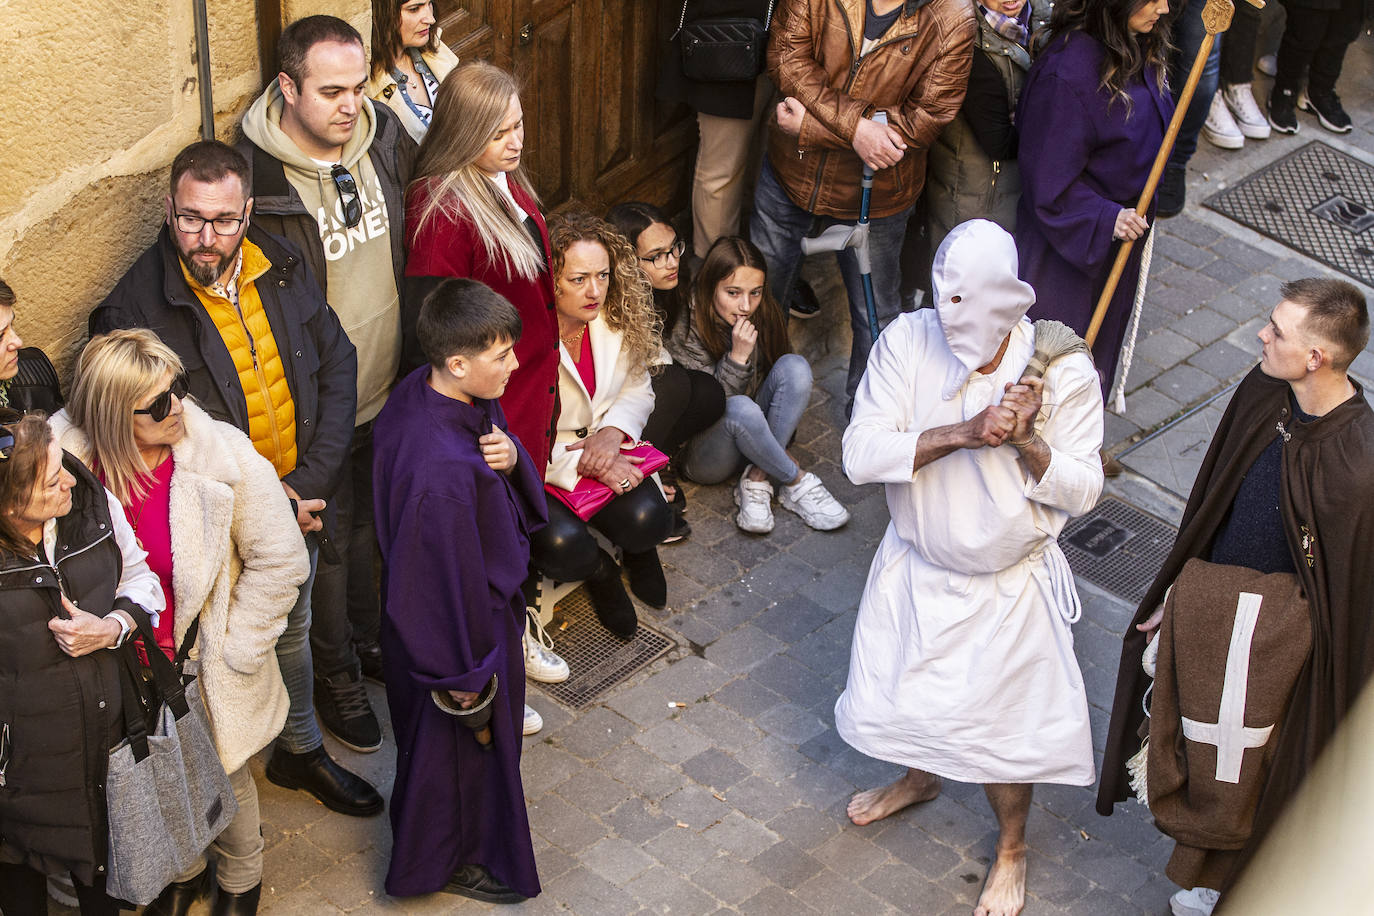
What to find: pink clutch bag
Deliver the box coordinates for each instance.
[546,440,670,521]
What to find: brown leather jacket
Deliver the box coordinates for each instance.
[766,0,975,219]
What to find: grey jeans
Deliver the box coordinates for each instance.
[172,764,262,893]
[681,354,811,485]
[274,540,324,754]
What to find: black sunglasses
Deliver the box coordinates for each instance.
[134,376,189,423]
[0,407,21,461]
[330,165,363,229]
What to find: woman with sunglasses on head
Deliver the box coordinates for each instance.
[367,0,459,143]
[50,329,309,916]
[0,410,164,916]
[606,202,726,535]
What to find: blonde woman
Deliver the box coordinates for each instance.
[534,212,674,639]
[404,61,558,477]
[52,329,308,916]
[366,0,459,142]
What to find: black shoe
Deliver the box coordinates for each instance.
[661,513,691,545]
[585,551,638,639]
[659,464,687,513]
[314,667,382,752]
[1269,87,1300,134]
[355,639,385,684]
[145,871,208,916]
[443,864,527,904]
[623,547,667,609]
[788,278,822,319]
[212,883,261,916]
[1299,89,1352,133]
[266,745,384,817]
[1155,165,1186,219]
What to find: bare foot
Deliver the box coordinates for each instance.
[974,845,1027,916]
[846,769,941,826]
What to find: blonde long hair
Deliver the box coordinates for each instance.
[411,62,545,282]
[548,211,662,377]
[68,330,186,505]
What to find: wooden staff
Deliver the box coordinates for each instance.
[1084,0,1265,348]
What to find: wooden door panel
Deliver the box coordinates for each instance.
[516,0,576,208]
[435,0,507,66]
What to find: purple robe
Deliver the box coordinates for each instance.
[372,366,548,899]
[1015,31,1173,394]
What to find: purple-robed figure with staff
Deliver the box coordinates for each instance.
[373,278,546,904]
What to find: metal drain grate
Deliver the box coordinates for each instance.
[1204,141,1374,287]
[1060,497,1176,604]
[534,587,675,710]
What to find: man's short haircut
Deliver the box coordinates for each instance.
[0,279,14,308]
[419,278,523,367]
[169,140,251,198]
[1283,277,1370,371]
[278,15,364,87]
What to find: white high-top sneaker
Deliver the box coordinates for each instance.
[1201,90,1244,149]
[1222,83,1271,139]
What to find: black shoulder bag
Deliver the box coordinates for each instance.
[675,0,777,83]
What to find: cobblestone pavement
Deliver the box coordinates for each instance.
[97,37,1373,916]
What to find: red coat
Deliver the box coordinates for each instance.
[404,177,559,475]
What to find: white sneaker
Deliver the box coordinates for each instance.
[1170,887,1220,916]
[522,704,543,736]
[779,472,850,530]
[524,615,569,683]
[734,467,775,534]
[1223,83,1271,139]
[1201,90,1244,149]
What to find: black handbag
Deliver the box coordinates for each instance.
[675,0,776,83]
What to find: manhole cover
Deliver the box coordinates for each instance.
[1204,141,1374,286]
[1119,383,1239,499]
[534,587,675,710]
[1060,497,1176,604]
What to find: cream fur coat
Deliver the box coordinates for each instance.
[51,400,309,773]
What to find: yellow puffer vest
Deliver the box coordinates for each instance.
[182,240,298,478]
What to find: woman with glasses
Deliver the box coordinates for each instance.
[51,329,309,916]
[606,202,725,534]
[0,410,164,916]
[367,0,459,143]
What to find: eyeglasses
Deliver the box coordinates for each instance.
[331,165,363,229]
[640,239,685,269]
[0,408,20,461]
[172,205,247,237]
[133,376,189,423]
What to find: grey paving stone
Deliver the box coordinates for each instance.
[765,804,843,852]
[661,612,723,649]
[1162,215,1221,247]
[738,884,821,915]
[864,861,961,913]
[1233,271,1285,303]
[756,702,830,745]
[703,623,786,672]
[1102,411,1142,449]
[623,866,721,916]
[1187,337,1255,382]
[1159,266,1228,302]
[605,797,676,845]
[549,867,640,916]
[793,868,897,916]
[662,783,734,829]
[557,766,634,817]
[1150,283,1205,316]
[1123,353,1163,392]
[1208,235,1274,271]
[1199,255,1253,287]
[748,838,827,889]
[599,742,690,802]
[1225,316,1267,353]
[643,825,723,874]
[682,747,753,791]
[737,552,819,604]
[550,704,637,761]
[1269,256,1320,280]
[1115,385,1183,431]
[679,700,765,753]
[1132,328,1197,368]
[713,676,786,718]
[528,792,606,855]
[639,655,733,704]
[1155,234,1216,270]
[636,719,713,766]
[579,835,657,885]
[1206,288,1266,322]
[1150,363,1221,406]
[702,810,780,859]
[690,854,772,905]
[1168,306,1234,346]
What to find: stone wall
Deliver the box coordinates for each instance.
[0,0,368,376]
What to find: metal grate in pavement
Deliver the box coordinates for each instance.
[1204,141,1374,287]
[534,587,675,710]
[1060,497,1176,604]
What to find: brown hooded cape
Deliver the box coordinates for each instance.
[1098,365,1374,885]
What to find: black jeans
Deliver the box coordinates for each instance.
[531,483,674,582]
[1219,1,1263,87]
[1275,0,1362,96]
[642,364,726,458]
[309,422,380,677]
[0,863,119,916]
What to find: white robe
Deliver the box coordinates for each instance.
[835,312,1102,785]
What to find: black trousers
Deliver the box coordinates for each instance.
[531,482,674,582]
[642,364,726,457]
[1219,1,1263,87]
[1275,0,1363,95]
[0,863,119,916]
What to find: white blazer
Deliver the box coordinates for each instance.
[546,316,655,491]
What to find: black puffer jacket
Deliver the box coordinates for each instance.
[0,456,149,884]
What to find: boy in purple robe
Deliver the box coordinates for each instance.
[372,278,546,903]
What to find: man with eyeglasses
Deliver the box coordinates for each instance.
[237,14,417,761]
[89,140,385,819]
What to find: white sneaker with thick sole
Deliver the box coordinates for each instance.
[1170,887,1219,916]
[522,704,544,736]
[524,614,569,683]
[1223,83,1270,139]
[1201,90,1244,149]
[779,472,850,530]
[734,466,775,533]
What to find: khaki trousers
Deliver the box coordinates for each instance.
[692,75,774,258]
[172,764,263,893]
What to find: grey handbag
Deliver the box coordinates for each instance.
[104,616,236,906]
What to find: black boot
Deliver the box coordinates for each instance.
[623,547,667,609]
[144,871,207,916]
[443,864,527,904]
[212,883,261,916]
[584,550,637,639]
[266,745,384,817]
[1156,165,1186,219]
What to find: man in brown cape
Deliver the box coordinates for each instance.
[1098,278,1374,913]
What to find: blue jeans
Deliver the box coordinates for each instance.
[750,157,914,400]
[1167,0,1222,170]
[275,539,324,754]
[681,353,811,485]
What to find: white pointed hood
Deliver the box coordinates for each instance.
[932,220,1037,400]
